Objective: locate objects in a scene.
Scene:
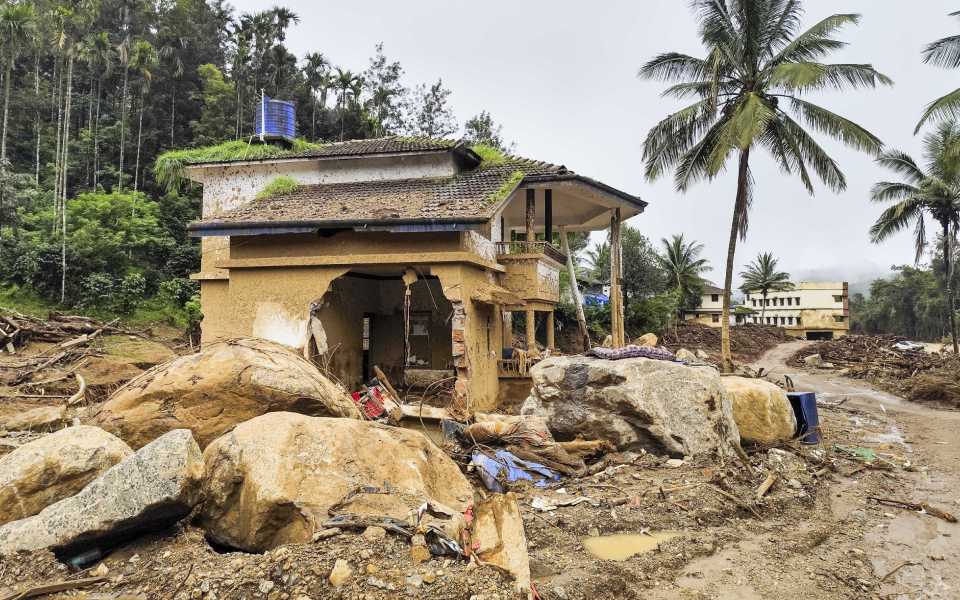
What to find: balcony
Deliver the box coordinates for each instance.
[494,241,567,265]
[495,241,562,304]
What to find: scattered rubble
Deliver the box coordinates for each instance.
[92,338,361,448]
[661,322,790,363]
[522,355,740,456]
[789,335,960,407]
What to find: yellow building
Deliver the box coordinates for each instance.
[682,285,752,327]
[186,137,646,410]
[743,282,850,340]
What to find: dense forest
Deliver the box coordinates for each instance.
[0,0,509,323]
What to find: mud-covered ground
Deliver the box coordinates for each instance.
[1,341,956,600]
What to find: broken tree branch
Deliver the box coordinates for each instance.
[0,576,107,600]
[867,496,957,523]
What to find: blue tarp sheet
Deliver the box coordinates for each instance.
[470,449,561,493]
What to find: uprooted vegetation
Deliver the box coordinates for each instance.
[789,335,960,408]
[660,322,790,363]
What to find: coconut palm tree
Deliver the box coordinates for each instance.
[303,52,328,140]
[335,68,358,141]
[640,0,890,371]
[657,234,712,312]
[917,11,960,133]
[159,34,187,146]
[129,40,157,194]
[78,31,113,190]
[739,252,793,323]
[870,121,960,353]
[0,2,36,163]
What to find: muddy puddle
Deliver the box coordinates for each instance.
[583,531,680,561]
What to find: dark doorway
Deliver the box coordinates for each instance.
[806,331,834,341]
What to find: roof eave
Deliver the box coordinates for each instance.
[187,216,489,237]
[522,173,647,211]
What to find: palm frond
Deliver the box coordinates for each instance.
[922,34,960,68]
[869,198,925,246]
[708,92,776,174]
[639,52,710,82]
[916,88,960,134]
[777,111,846,192]
[768,13,859,65]
[870,181,921,203]
[673,115,729,191]
[759,117,814,193]
[643,99,718,180]
[788,97,883,153]
[761,0,803,58]
[768,62,892,92]
[875,150,925,184]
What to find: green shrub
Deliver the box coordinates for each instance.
[256,176,301,200]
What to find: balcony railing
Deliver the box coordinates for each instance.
[495,241,567,264]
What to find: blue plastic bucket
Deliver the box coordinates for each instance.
[787,392,821,444]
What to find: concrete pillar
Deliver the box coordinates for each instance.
[525,309,536,353]
[525,188,536,243]
[609,208,624,348]
[544,189,553,244]
[546,311,555,351]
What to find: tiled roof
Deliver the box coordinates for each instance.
[194,159,568,227]
[188,138,645,231]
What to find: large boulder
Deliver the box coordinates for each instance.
[521,356,740,457]
[0,426,132,526]
[0,405,66,432]
[0,429,203,557]
[93,338,361,449]
[199,412,474,553]
[722,377,797,444]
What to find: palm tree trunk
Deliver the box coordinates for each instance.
[61,52,74,305]
[93,79,101,190]
[34,52,40,184]
[119,65,128,191]
[721,148,751,373]
[1,58,12,164]
[944,222,959,354]
[760,291,767,323]
[311,91,316,140]
[133,89,144,194]
[170,83,176,146]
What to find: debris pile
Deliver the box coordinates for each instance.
[789,335,960,407]
[661,322,789,363]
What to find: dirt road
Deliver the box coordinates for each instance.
[655,341,960,599]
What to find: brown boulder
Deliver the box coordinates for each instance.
[0,426,132,525]
[722,377,797,444]
[199,412,474,552]
[93,338,361,449]
[0,405,66,432]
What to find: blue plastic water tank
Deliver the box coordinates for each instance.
[255,95,296,141]
[787,392,821,444]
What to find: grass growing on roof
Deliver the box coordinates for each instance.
[256,175,301,200]
[153,139,325,191]
[486,170,525,205]
[471,144,508,167]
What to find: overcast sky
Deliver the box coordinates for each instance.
[232,0,957,290]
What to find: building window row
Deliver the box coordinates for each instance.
[753,316,802,326]
[751,297,802,307]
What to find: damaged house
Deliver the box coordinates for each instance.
[186,137,645,411]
